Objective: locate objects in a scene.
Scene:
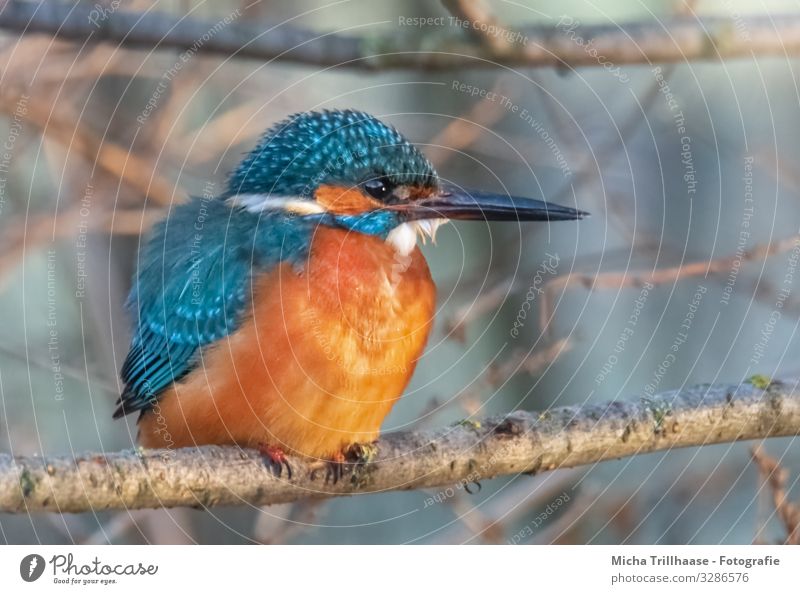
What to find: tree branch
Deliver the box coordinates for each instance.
[1,2,800,70]
[1,378,799,513]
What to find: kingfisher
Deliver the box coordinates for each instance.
[114,109,586,478]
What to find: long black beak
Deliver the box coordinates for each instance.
[395,185,589,222]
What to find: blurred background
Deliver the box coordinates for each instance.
[1,0,799,544]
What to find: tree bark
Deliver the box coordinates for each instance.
[1,2,799,70]
[1,378,798,513]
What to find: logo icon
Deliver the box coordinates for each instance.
[20,554,45,582]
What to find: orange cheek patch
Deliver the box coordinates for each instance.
[314,184,382,215]
[407,184,436,200]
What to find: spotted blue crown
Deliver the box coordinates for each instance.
[225,109,438,197]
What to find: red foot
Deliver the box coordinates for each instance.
[258,443,293,480]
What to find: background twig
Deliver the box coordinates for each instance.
[2,2,800,70]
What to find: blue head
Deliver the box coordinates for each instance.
[225,109,586,254]
[227,109,437,199]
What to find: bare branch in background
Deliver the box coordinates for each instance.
[2,2,800,70]
[426,78,511,168]
[445,273,515,343]
[1,378,798,513]
[4,97,178,207]
[751,446,800,545]
[486,338,572,386]
[441,60,681,340]
[445,221,784,344]
[538,234,800,336]
[441,0,515,55]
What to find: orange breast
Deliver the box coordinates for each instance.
[137,226,436,460]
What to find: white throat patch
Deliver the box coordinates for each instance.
[386,219,448,257]
[229,194,447,257]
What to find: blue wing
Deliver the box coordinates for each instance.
[114,197,313,418]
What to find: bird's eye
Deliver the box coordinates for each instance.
[362,177,394,200]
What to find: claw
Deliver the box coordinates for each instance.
[258,443,293,480]
[324,451,346,485]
